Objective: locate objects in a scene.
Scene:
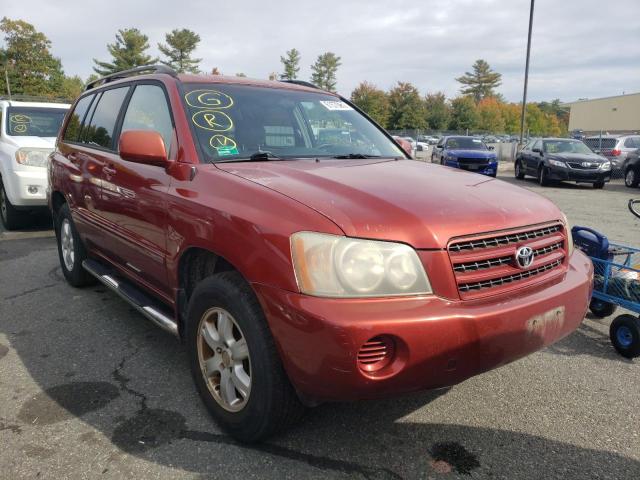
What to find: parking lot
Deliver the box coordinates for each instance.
[1,171,639,479]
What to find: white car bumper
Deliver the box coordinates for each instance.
[4,169,48,207]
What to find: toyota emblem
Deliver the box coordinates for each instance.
[515,246,534,269]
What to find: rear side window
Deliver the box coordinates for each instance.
[82,87,129,149]
[584,137,617,150]
[121,84,173,152]
[63,94,94,142]
[624,137,640,148]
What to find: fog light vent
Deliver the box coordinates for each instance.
[357,336,395,372]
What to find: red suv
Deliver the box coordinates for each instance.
[49,66,593,442]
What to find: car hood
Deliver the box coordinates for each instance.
[216,159,562,249]
[3,136,57,149]
[447,149,496,158]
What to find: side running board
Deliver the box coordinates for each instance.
[83,259,179,337]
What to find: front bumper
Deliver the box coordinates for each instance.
[447,160,498,177]
[255,250,592,402]
[547,166,610,183]
[3,169,48,207]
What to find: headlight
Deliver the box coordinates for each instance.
[561,213,574,257]
[599,162,611,171]
[290,232,432,297]
[445,156,456,162]
[548,159,566,168]
[15,148,52,168]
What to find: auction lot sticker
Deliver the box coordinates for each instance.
[320,100,353,111]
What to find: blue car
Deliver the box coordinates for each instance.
[431,136,498,177]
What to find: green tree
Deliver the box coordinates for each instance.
[93,28,157,75]
[0,17,65,97]
[449,96,479,131]
[235,72,247,77]
[59,75,84,100]
[424,92,450,130]
[387,82,426,130]
[210,67,221,75]
[350,81,389,127]
[310,52,341,92]
[280,48,301,80]
[456,59,502,103]
[158,28,201,73]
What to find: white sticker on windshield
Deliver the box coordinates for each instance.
[320,100,353,111]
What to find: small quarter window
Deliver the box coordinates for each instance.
[63,94,94,142]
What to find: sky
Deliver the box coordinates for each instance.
[2,0,639,102]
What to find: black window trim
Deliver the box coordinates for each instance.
[113,79,177,157]
[62,83,132,153]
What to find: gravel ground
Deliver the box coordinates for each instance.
[1,171,639,480]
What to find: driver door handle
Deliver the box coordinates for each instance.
[103,164,117,177]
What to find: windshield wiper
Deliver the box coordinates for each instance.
[331,153,381,159]
[217,151,284,163]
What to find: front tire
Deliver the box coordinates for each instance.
[625,167,639,188]
[0,181,21,230]
[538,166,550,186]
[186,272,304,443]
[55,204,95,287]
[610,314,640,358]
[514,160,525,179]
[593,180,605,189]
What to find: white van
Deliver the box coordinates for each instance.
[0,98,70,229]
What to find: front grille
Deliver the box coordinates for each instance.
[449,225,561,252]
[453,241,562,273]
[448,224,566,298]
[459,259,562,292]
[457,157,489,166]
[567,162,599,170]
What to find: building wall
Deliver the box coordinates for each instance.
[568,93,640,133]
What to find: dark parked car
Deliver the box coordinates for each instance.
[624,149,640,188]
[431,135,497,177]
[515,138,611,188]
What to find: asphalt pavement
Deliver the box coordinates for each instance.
[1,171,639,479]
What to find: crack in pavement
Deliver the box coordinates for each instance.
[110,347,402,479]
[4,283,58,301]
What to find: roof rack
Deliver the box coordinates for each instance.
[85,65,178,91]
[280,79,321,90]
[0,94,72,104]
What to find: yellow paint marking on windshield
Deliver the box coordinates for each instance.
[209,135,237,149]
[185,90,234,109]
[192,110,233,132]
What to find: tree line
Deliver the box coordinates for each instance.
[0,17,567,136]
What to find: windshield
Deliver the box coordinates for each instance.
[446,137,487,150]
[182,84,405,162]
[6,107,68,137]
[543,140,593,155]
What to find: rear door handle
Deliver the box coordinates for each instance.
[68,153,79,165]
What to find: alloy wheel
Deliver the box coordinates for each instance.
[626,169,636,187]
[60,218,75,271]
[197,307,251,412]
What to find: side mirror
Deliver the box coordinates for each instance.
[532,147,542,154]
[119,130,170,167]
[436,145,443,149]
[487,145,495,150]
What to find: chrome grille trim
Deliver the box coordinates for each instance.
[449,225,562,252]
[459,259,562,292]
[452,241,562,273]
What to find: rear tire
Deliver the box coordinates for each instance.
[593,181,605,189]
[186,272,304,443]
[55,203,95,287]
[0,181,22,231]
[625,167,639,188]
[609,314,640,358]
[514,160,525,179]
[589,298,617,318]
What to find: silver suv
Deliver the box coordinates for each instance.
[584,135,640,169]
